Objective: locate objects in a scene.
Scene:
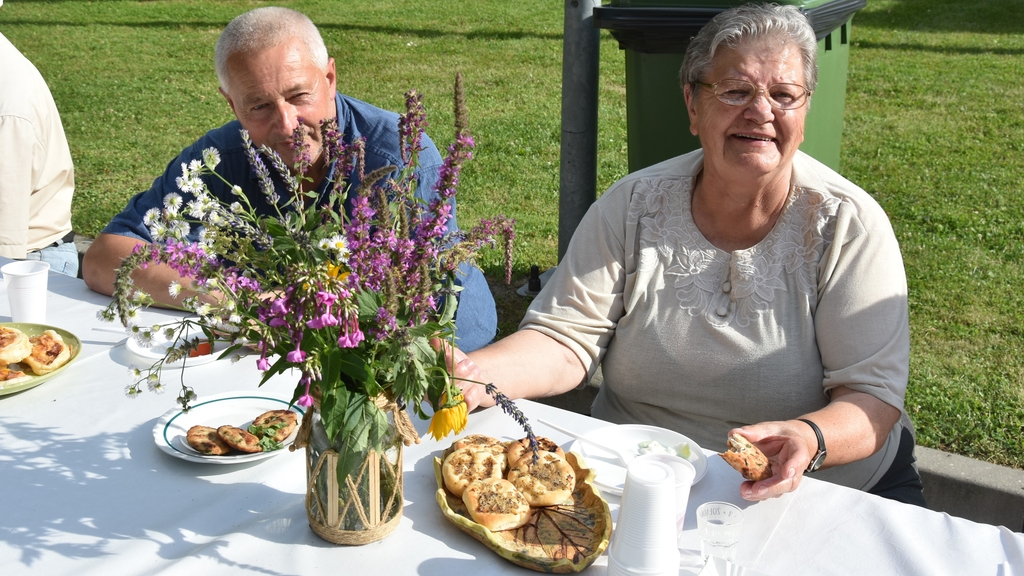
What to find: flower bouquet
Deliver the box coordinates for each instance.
[100,74,527,543]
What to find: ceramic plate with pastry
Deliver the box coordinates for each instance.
[0,323,81,396]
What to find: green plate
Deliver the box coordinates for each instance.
[435,449,612,573]
[0,322,82,397]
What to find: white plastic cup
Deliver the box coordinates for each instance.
[634,453,696,532]
[607,459,680,576]
[696,501,744,562]
[2,260,50,323]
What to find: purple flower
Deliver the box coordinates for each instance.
[337,314,365,348]
[287,347,306,363]
[297,394,315,408]
[256,356,271,371]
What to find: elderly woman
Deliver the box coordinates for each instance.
[453,3,924,505]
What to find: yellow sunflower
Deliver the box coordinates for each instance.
[428,391,468,441]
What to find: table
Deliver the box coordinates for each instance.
[2,265,1023,576]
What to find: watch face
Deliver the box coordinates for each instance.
[808,451,827,472]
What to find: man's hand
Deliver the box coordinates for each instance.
[82,233,198,309]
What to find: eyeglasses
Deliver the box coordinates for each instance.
[694,79,811,110]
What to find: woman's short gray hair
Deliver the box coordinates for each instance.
[680,3,818,93]
[215,7,329,92]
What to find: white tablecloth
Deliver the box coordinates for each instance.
[1,268,1022,575]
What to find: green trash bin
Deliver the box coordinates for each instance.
[594,0,866,173]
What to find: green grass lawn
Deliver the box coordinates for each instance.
[2,0,1022,467]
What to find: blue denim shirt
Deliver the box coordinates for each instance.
[103,92,497,351]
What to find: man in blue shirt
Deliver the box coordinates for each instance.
[82,6,497,351]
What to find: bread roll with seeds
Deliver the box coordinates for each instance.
[442,446,505,498]
[507,451,576,507]
[506,436,565,468]
[462,478,532,531]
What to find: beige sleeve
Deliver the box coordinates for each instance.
[520,181,635,381]
[815,198,910,410]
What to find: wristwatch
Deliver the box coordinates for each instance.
[798,418,827,473]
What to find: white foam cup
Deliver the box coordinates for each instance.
[634,453,696,532]
[607,459,680,576]
[2,260,50,323]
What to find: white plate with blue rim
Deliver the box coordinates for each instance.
[153,392,305,464]
[568,424,708,495]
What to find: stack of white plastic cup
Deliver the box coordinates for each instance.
[633,453,696,532]
[1,260,50,323]
[607,459,680,576]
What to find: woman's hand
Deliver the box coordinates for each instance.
[728,422,816,501]
[432,339,494,411]
[731,388,901,501]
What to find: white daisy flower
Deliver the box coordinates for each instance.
[230,202,243,213]
[202,148,221,170]
[143,208,161,226]
[168,281,181,298]
[231,185,244,197]
[164,193,183,211]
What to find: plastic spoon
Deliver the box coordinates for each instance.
[537,418,635,467]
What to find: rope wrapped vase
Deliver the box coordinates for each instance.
[293,395,421,545]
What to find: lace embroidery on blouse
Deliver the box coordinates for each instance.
[628,175,841,326]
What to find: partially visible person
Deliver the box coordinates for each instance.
[0,31,77,277]
[81,7,497,351]
[450,3,925,506]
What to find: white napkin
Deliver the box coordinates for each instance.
[697,557,774,576]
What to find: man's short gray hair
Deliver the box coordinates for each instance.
[680,3,818,94]
[215,7,329,92]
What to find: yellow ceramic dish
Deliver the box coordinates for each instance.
[434,448,611,573]
[0,322,81,397]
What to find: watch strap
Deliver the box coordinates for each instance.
[798,418,827,472]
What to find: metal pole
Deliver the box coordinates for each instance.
[558,0,601,263]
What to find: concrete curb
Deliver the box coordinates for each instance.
[917,446,1024,531]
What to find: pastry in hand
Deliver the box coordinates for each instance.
[719,433,772,481]
[507,451,576,507]
[0,326,31,365]
[217,425,263,453]
[462,478,532,531]
[506,436,565,468]
[22,330,72,375]
[442,446,505,498]
[187,425,234,455]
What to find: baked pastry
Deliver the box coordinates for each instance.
[507,451,576,507]
[442,446,505,498]
[719,433,772,481]
[462,478,532,531]
[451,435,508,474]
[217,425,262,453]
[250,409,298,442]
[506,436,565,468]
[187,425,234,455]
[22,330,72,375]
[453,433,504,451]
[0,366,31,385]
[0,326,31,365]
